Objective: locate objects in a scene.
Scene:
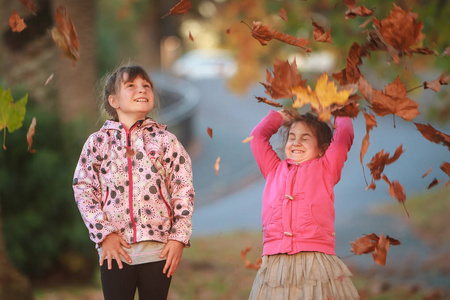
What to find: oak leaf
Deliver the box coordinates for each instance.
[414,123,450,151]
[27,117,36,153]
[260,58,306,100]
[291,73,354,121]
[312,21,332,44]
[9,10,27,32]
[0,85,28,150]
[51,5,80,64]
[370,76,419,127]
[344,0,375,19]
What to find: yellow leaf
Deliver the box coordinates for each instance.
[291,73,354,121]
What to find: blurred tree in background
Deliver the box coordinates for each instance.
[0,0,448,296]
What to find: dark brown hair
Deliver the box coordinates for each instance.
[100,65,159,121]
[281,107,333,154]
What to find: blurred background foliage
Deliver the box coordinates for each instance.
[0,0,448,293]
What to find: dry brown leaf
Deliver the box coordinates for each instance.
[20,0,37,15]
[441,162,450,186]
[189,31,194,41]
[333,43,367,85]
[214,156,220,175]
[27,117,37,153]
[424,72,450,93]
[422,168,432,178]
[358,76,373,103]
[207,127,213,139]
[126,147,135,158]
[350,233,401,266]
[372,233,389,266]
[427,178,440,189]
[279,8,288,22]
[226,27,231,35]
[382,174,409,218]
[51,5,80,64]
[366,144,405,182]
[163,0,192,18]
[9,10,27,33]
[312,20,332,43]
[242,136,254,143]
[240,246,262,270]
[344,0,375,19]
[414,123,450,151]
[255,96,283,108]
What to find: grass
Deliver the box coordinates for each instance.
[34,187,450,299]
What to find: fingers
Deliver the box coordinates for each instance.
[161,241,184,278]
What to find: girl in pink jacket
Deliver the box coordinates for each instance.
[73,65,194,300]
[249,108,359,299]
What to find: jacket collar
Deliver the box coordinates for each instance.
[101,118,167,132]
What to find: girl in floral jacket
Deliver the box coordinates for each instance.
[73,65,194,300]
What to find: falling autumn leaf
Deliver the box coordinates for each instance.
[441,162,450,186]
[312,20,332,43]
[20,0,37,15]
[279,8,288,22]
[44,73,54,86]
[372,4,424,59]
[360,112,377,164]
[422,168,432,178]
[207,127,213,139]
[358,76,373,103]
[366,144,405,188]
[244,21,311,52]
[350,233,401,266]
[9,10,27,33]
[333,42,367,85]
[214,156,220,175]
[240,246,262,270]
[255,96,283,108]
[344,0,375,19]
[261,58,307,100]
[370,76,420,127]
[0,85,28,150]
[427,178,440,189]
[189,31,194,41]
[226,27,231,35]
[331,98,360,119]
[163,0,192,18]
[382,174,409,218]
[126,147,135,158]
[51,5,80,64]
[242,136,254,143]
[424,72,450,93]
[27,117,36,153]
[414,123,450,151]
[291,73,354,121]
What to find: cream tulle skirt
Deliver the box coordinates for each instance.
[249,252,359,300]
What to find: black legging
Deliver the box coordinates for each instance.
[100,260,171,300]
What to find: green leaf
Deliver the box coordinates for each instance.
[0,85,28,149]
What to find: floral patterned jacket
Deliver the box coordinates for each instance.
[73,118,194,248]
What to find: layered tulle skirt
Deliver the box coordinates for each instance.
[249,252,359,300]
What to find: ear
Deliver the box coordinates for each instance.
[319,143,329,157]
[108,95,119,109]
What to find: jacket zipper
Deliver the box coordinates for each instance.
[124,122,140,243]
[102,187,109,210]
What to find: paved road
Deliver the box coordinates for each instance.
[180,76,450,289]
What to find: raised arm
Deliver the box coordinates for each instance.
[249,110,285,179]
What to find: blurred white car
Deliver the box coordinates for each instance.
[172,48,238,79]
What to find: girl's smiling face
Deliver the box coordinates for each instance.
[108,73,154,123]
[285,121,323,163]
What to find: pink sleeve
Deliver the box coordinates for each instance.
[322,116,354,183]
[249,110,283,179]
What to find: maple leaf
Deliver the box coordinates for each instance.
[331,97,360,118]
[333,42,367,85]
[382,174,409,218]
[240,247,262,270]
[424,72,450,93]
[366,144,404,185]
[242,136,254,143]
[255,96,283,108]
[0,85,28,150]
[350,233,401,266]
[312,21,332,43]
[9,10,27,33]
[207,127,213,139]
[260,58,306,100]
[370,76,420,127]
[414,123,450,151]
[291,73,354,121]
[51,5,80,64]
[344,0,375,19]
[279,8,288,22]
[20,0,37,15]
[245,21,311,52]
[163,0,192,18]
[372,4,424,58]
[214,156,220,175]
[27,117,36,153]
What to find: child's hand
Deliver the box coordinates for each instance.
[160,240,184,278]
[99,232,132,270]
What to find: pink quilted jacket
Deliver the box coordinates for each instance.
[73,118,195,248]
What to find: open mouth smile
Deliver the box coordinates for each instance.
[134,98,148,102]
